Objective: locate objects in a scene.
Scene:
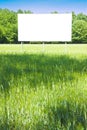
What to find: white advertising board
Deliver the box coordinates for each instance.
[18,13,72,42]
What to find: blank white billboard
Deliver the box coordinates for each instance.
[18,13,72,42]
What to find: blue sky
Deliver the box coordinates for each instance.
[0,0,87,14]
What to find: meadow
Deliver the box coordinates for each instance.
[0,44,87,130]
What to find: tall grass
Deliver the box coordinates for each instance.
[0,44,87,130]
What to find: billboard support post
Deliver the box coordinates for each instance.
[21,41,23,52]
[65,42,67,53]
[42,42,45,54]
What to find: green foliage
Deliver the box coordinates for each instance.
[0,26,7,43]
[72,11,77,23]
[72,13,87,43]
[0,8,87,43]
[5,24,18,43]
[77,13,87,22]
[0,26,4,41]
[0,8,33,43]
[72,20,87,43]
[0,9,17,43]
[17,9,33,14]
[51,11,58,14]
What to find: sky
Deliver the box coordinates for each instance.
[0,0,87,14]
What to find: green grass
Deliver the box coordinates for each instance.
[0,44,87,130]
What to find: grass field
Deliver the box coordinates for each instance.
[0,44,87,130]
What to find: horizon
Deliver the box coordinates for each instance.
[0,0,87,15]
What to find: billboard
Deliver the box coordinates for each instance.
[18,13,72,42]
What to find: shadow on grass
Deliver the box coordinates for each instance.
[0,53,87,129]
[0,53,87,93]
[34,104,87,130]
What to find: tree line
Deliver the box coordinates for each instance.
[0,8,87,43]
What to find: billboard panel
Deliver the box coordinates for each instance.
[18,13,72,42]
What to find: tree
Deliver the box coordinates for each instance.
[0,26,4,42]
[17,9,24,14]
[24,10,33,14]
[76,13,87,22]
[72,11,77,23]
[0,9,17,43]
[51,11,58,14]
[72,20,87,43]
[0,8,87,43]
[17,9,33,14]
